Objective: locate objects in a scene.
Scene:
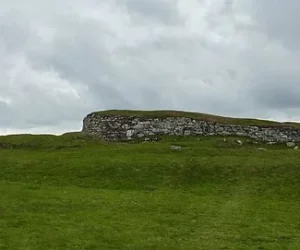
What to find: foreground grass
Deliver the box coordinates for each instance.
[0,133,300,249]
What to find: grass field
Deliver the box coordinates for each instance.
[1,132,300,249]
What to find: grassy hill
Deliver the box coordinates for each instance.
[94,109,300,128]
[1,132,300,249]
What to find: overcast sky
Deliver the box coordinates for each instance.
[1,0,300,135]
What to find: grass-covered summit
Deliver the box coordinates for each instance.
[94,109,300,128]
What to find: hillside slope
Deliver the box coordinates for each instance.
[1,134,300,249]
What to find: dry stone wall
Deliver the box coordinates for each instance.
[82,113,300,142]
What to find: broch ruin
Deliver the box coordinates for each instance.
[82,111,300,142]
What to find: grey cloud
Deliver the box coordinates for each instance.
[0,12,31,53]
[247,74,300,110]
[123,0,182,25]
[1,0,300,134]
[0,102,11,127]
[249,0,300,50]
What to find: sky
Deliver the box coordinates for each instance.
[1,0,300,135]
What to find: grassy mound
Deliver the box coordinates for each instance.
[94,109,300,128]
[1,134,300,249]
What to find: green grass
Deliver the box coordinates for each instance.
[1,133,300,249]
[94,109,300,128]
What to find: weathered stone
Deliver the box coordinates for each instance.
[184,130,191,136]
[171,145,182,151]
[133,124,143,130]
[287,142,296,147]
[126,129,134,138]
[216,127,224,133]
[236,140,243,145]
[257,148,267,151]
[122,124,129,129]
[82,113,300,142]
[137,133,144,138]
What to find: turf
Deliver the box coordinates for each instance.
[0,133,300,249]
[94,109,300,128]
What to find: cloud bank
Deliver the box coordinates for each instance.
[1,0,299,134]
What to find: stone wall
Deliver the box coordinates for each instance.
[82,113,300,142]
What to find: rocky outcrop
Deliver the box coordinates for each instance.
[82,112,300,142]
